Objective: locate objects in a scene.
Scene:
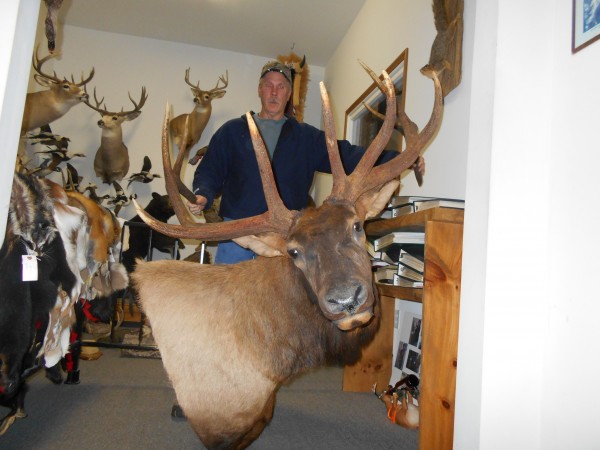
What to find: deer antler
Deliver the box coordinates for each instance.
[184,69,229,95]
[119,87,148,116]
[133,105,295,240]
[83,86,109,115]
[211,71,229,94]
[83,86,148,117]
[32,45,95,86]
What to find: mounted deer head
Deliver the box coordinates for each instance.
[169,68,228,152]
[130,62,443,448]
[84,86,148,184]
[21,47,95,136]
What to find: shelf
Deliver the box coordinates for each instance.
[376,283,422,302]
[366,207,464,236]
[345,206,464,450]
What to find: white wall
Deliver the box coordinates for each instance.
[459,0,600,448]
[0,0,39,243]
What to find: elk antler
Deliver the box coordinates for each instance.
[322,62,397,204]
[362,65,443,193]
[133,105,295,241]
[324,62,443,203]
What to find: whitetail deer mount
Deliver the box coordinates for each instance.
[131,62,443,448]
[170,68,228,152]
[84,86,148,184]
[20,47,95,136]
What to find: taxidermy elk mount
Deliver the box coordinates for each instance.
[84,86,148,184]
[169,68,228,151]
[132,62,443,449]
[20,47,95,136]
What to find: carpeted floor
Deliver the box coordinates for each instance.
[0,347,418,449]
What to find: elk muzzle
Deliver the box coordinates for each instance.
[323,280,374,331]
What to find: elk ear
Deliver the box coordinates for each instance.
[355,180,400,220]
[233,232,287,257]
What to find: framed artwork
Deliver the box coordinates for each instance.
[344,49,408,152]
[572,0,600,53]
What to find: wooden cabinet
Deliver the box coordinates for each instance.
[343,207,464,450]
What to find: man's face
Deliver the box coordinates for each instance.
[258,71,292,120]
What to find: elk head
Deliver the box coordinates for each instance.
[135,63,443,330]
[84,86,148,184]
[21,46,95,135]
[170,68,228,152]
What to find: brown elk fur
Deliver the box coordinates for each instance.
[134,257,380,448]
[133,184,396,449]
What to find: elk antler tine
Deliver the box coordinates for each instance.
[245,112,294,225]
[362,68,444,193]
[358,59,386,92]
[170,115,200,204]
[319,82,349,200]
[135,108,294,241]
[159,103,197,226]
[346,70,396,199]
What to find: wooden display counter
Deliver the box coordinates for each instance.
[343,207,464,450]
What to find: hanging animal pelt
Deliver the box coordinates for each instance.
[0,173,78,435]
[277,52,309,122]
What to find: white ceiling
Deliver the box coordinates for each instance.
[57,0,367,67]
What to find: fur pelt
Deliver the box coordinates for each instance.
[0,173,77,434]
[121,193,181,273]
[65,191,128,298]
[277,52,309,122]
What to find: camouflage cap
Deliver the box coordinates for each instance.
[260,61,292,84]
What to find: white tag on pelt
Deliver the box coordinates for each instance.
[22,255,38,281]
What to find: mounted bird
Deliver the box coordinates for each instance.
[127,155,161,187]
[107,181,131,216]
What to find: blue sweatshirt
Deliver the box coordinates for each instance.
[192,114,397,219]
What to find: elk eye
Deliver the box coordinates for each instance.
[62,84,69,89]
[353,222,363,233]
[112,116,118,121]
[287,248,299,259]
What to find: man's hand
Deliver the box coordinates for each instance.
[187,195,208,216]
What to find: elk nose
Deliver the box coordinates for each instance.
[327,284,363,314]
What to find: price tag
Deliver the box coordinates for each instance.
[22,255,38,281]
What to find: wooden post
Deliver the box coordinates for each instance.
[419,220,463,450]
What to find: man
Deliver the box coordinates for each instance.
[189,60,423,264]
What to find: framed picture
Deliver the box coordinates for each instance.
[344,49,408,152]
[572,0,600,53]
